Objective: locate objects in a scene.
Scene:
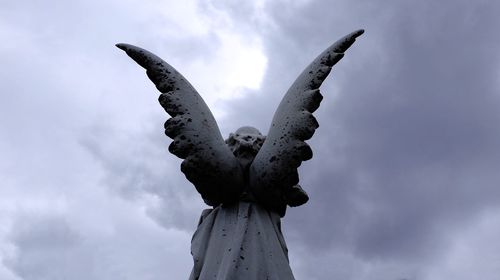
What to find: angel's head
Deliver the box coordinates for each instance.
[226,126,266,166]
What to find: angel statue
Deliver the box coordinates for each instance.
[116,29,363,280]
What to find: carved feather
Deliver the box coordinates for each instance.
[249,30,364,211]
[116,44,244,206]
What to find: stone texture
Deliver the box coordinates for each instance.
[189,202,293,280]
[249,29,365,214]
[116,29,363,279]
[116,43,244,206]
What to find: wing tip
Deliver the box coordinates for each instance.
[352,29,365,38]
[332,29,365,53]
[115,43,143,55]
[345,29,365,44]
[115,43,129,51]
[115,43,158,68]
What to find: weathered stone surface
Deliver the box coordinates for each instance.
[249,29,364,214]
[189,202,293,280]
[117,29,363,279]
[116,43,244,206]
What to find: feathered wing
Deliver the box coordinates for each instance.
[249,30,364,212]
[116,44,244,206]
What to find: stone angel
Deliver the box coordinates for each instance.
[116,29,363,280]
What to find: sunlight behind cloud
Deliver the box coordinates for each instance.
[198,33,267,119]
[130,0,269,119]
[184,30,268,120]
[159,1,269,118]
[216,32,268,92]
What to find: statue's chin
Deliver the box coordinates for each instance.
[230,143,260,169]
[233,149,256,169]
[236,156,254,169]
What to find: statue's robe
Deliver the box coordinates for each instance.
[189,202,295,280]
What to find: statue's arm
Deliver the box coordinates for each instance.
[116,44,244,206]
[249,30,364,212]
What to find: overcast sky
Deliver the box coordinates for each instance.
[1,0,500,279]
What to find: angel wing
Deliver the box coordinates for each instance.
[249,30,364,213]
[116,44,244,206]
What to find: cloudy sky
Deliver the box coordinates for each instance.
[1,0,500,279]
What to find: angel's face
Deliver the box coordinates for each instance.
[226,126,266,166]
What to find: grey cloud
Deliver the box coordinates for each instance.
[1,1,207,278]
[266,0,500,265]
[4,215,84,280]
[3,0,500,279]
[212,0,500,278]
[80,122,204,231]
[4,213,192,280]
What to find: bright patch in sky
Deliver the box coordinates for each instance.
[159,3,269,117]
[188,32,268,119]
[215,33,268,91]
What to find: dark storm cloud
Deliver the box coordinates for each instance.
[4,0,498,279]
[321,1,500,261]
[215,0,500,273]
